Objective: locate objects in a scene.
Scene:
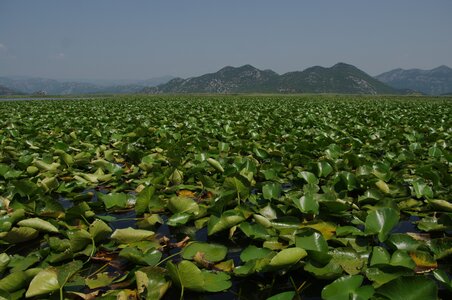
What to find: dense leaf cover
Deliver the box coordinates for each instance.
[0,95,451,299]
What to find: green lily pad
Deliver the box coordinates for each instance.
[89,219,112,242]
[240,245,273,262]
[111,227,155,244]
[267,291,296,300]
[120,247,162,266]
[262,182,282,200]
[427,237,452,259]
[85,272,116,289]
[1,227,39,243]
[181,242,228,262]
[376,276,437,300]
[25,269,59,297]
[135,186,156,215]
[322,275,374,300]
[168,196,199,214]
[295,229,328,253]
[294,193,319,215]
[365,207,399,242]
[386,233,422,251]
[208,209,247,235]
[98,192,129,209]
[223,176,250,201]
[365,267,410,288]
[268,247,307,267]
[167,260,231,293]
[370,246,391,266]
[136,267,170,299]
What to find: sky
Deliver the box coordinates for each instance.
[1,0,451,80]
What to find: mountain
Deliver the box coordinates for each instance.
[375,65,452,95]
[0,76,174,95]
[0,84,24,95]
[278,63,396,94]
[143,63,399,94]
[143,65,279,94]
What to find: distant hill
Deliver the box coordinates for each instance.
[0,84,23,95]
[278,63,396,94]
[375,65,452,95]
[0,76,174,95]
[144,65,280,94]
[142,63,399,94]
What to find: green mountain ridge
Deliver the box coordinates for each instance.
[142,63,400,94]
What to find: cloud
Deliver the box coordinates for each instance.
[0,43,7,52]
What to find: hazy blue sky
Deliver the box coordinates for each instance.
[1,0,451,80]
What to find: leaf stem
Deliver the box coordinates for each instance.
[155,250,181,267]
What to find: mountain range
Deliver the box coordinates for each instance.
[375,65,452,95]
[0,76,174,95]
[2,64,451,96]
[0,84,24,96]
[142,63,399,95]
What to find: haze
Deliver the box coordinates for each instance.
[1,0,451,80]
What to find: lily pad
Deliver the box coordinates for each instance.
[365,207,399,242]
[181,242,228,262]
[321,275,374,300]
[111,227,155,244]
[268,247,307,267]
[376,276,437,300]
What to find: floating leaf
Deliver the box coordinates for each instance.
[294,193,319,214]
[427,237,452,259]
[269,247,307,267]
[0,271,29,293]
[208,210,247,235]
[262,182,282,200]
[111,227,154,244]
[98,192,129,209]
[89,219,112,242]
[370,246,391,266]
[365,207,399,242]
[412,179,433,199]
[168,196,199,214]
[409,251,437,273]
[317,161,333,178]
[120,247,162,266]
[240,245,272,262]
[365,268,409,288]
[433,269,452,291]
[25,268,59,298]
[298,171,319,184]
[295,229,328,253]
[207,158,224,173]
[135,267,170,300]
[375,180,390,194]
[85,272,115,289]
[266,291,296,300]
[182,242,228,262]
[376,276,437,300]
[331,248,366,275]
[167,260,231,292]
[322,275,374,300]
[135,186,155,215]
[386,233,422,251]
[223,176,250,200]
[1,227,39,243]
[202,271,232,292]
[0,253,10,274]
